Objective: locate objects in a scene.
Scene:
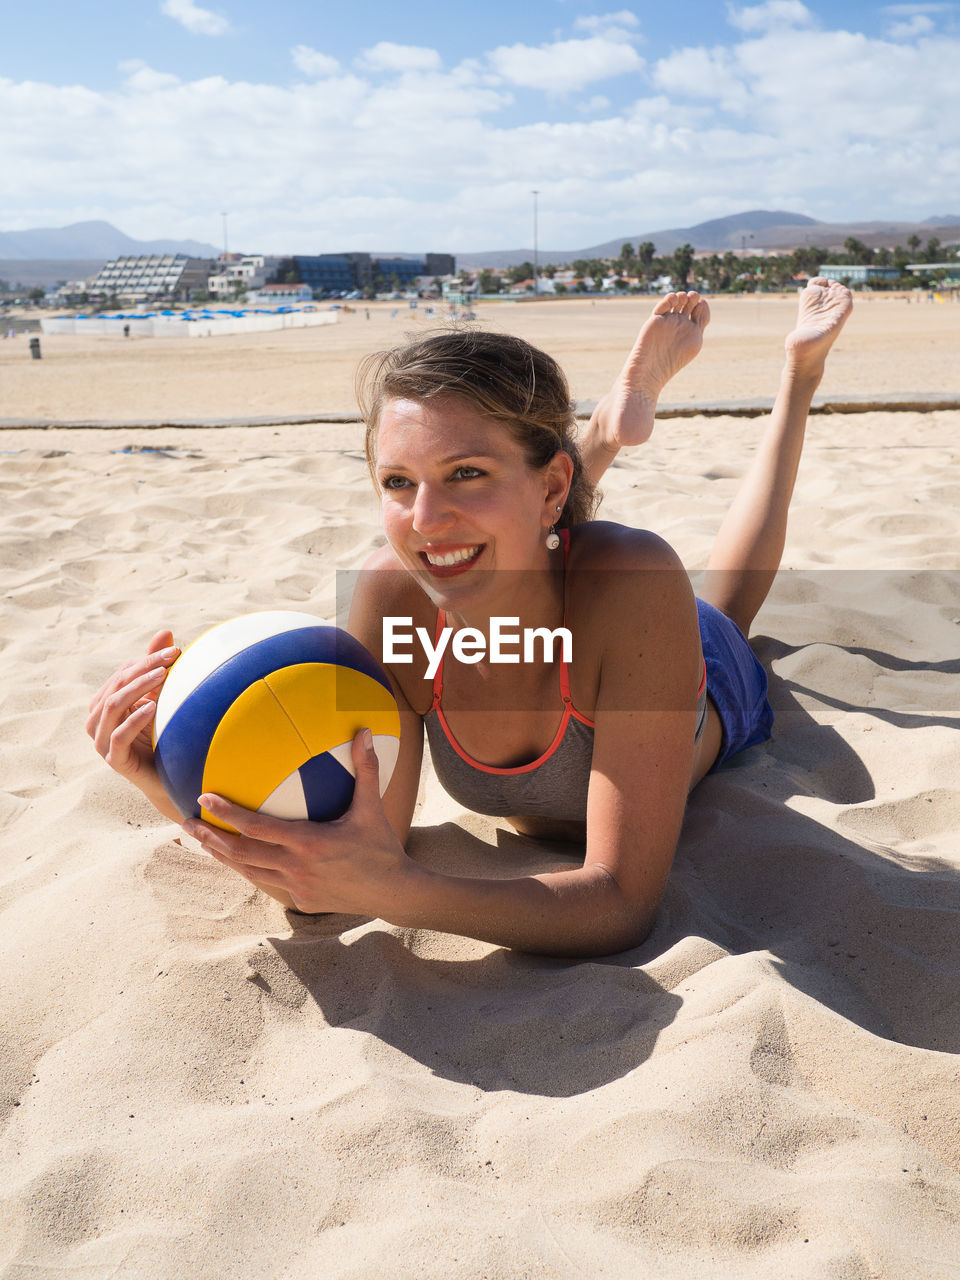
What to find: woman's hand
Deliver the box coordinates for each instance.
[182,729,410,917]
[86,629,180,794]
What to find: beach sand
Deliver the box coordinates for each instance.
[4,292,960,423]
[1,297,959,1277]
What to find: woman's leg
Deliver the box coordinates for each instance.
[579,291,710,489]
[699,279,852,634]
[580,279,853,635]
[580,280,852,784]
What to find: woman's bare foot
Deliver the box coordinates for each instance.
[784,277,853,382]
[581,291,710,487]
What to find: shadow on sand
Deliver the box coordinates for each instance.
[267,641,958,1095]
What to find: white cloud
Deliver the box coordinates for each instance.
[727,1,814,32]
[574,11,640,33]
[356,42,442,73]
[291,45,341,77]
[160,0,230,36]
[729,25,942,139]
[653,46,751,113]
[356,69,511,127]
[887,13,935,34]
[119,59,182,91]
[488,36,644,92]
[3,18,959,253]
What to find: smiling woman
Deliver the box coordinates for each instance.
[357,328,596,528]
[87,282,854,956]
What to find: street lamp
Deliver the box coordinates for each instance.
[221,211,229,258]
[532,190,539,295]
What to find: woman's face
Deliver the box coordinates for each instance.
[373,395,567,610]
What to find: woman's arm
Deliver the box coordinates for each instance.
[189,731,661,956]
[346,547,425,843]
[187,535,701,956]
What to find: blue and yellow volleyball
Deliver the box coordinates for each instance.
[153,611,400,830]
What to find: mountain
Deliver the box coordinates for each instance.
[0,220,219,261]
[0,259,112,291]
[457,210,960,268]
[579,210,818,259]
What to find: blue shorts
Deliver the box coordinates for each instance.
[697,598,774,769]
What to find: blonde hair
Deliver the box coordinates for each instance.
[355,328,597,527]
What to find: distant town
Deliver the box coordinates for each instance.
[2,233,959,316]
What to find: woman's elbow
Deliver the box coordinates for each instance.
[552,883,657,958]
[592,867,659,955]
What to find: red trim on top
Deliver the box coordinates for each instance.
[428,528,594,773]
[426,528,707,772]
[434,700,575,776]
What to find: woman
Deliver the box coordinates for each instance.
[87,280,853,956]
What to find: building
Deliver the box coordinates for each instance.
[423,253,456,279]
[87,254,217,302]
[375,257,427,287]
[288,253,372,296]
[246,283,313,304]
[375,254,455,287]
[906,261,960,283]
[47,280,94,304]
[283,251,456,297]
[818,265,900,284]
[207,254,283,298]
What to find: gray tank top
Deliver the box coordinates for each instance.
[422,531,706,824]
[425,697,596,822]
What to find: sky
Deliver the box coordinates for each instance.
[2,0,959,254]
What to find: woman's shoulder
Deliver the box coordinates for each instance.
[566,520,685,573]
[353,544,430,618]
[348,544,433,662]
[564,522,700,708]
[564,520,695,651]
[359,542,405,577]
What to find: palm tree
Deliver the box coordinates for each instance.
[637,241,655,263]
[506,261,535,285]
[699,253,722,291]
[636,241,655,283]
[672,243,694,289]
[843,237,873,265]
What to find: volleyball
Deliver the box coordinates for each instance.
[153,611,400,831]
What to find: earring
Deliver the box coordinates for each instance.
[546,504,562,550]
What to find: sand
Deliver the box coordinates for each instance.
[1,296,959,1278]
[4,292,960,423]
